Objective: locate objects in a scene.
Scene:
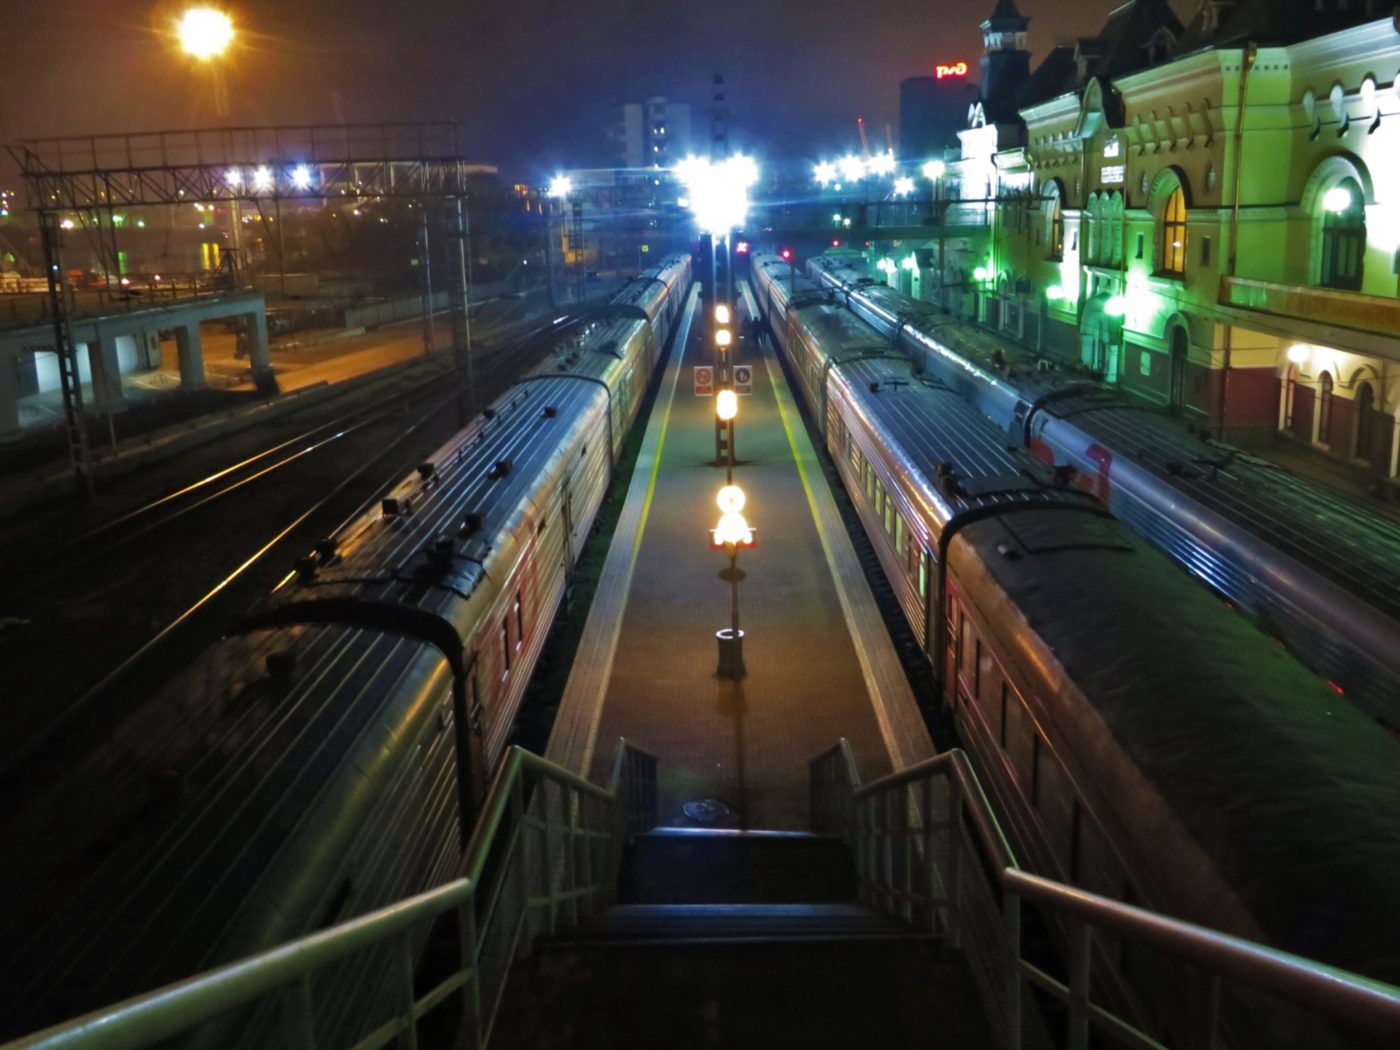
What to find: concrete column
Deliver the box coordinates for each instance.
[245,309,271,374]
[0,346,21,437]
[175,324,206,390]
[86,336,125,410]
[138,329,162,369]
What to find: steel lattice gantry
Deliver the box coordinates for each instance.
[7,122,496,490]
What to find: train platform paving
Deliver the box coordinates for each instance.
[546,283,934,831]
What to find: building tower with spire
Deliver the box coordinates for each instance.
[979,0,1031,121]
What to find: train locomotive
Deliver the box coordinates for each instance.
[751,253,1400,1047]
[803,253,1400,731]
[0,255,693,1045]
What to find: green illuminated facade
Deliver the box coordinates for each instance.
[925,1,1400,480]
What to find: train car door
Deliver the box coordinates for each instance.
[451,656,488,831]
[561,481,576,566]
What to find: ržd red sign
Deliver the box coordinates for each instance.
[935,61,969,79]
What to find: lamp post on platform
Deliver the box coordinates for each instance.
[712,485,753,681]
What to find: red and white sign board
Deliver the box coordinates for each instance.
[694,365,714,396]
[733,364,754,395]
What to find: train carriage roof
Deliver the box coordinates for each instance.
[954,513,1400,983]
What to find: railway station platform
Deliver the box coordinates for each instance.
[546,284,934,829]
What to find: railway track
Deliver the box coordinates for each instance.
[0,314,568,791]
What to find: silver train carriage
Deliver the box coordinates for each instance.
[0,256,694,1045]
[804,254,1400,732]
[751,253,1400,1048]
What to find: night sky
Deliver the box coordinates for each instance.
[0,1,1186,179]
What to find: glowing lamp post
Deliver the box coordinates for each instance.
[176,6,235,116]
[710,486,755,681]
[715,385,739,481]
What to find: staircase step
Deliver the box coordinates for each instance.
[550,903,924,946]
[618,829,857,904]
[493,938,1000,1048]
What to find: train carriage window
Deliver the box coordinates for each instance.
[978,647,997,709]
[894,517,908,558]
[882,497,895,535]
[501,620,512,680]
[918,552,928,598]
[514,592,524,651]
[972,639,982,700]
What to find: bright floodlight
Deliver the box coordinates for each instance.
[716,388,739,421]
[867,150,896,177]
[1322,185,1353,213]
[716,484,746,514]
[251,165,273,191]
[715,328,733,348]
[290,164,314,191]
[922,159,946,180]
[1104,295,1128,318]
[813,161,837,186]
[1045,284,1066,301]
[876,257,895,274]
[972,265,989,281]
[224,167,242,189]
[674,154,760,236]
[838,154,866,182]
[1287,343,1312,366]
[548,174,573,199]
[893,176,915,198]
[177,6,235,60]
[714,304,731,325]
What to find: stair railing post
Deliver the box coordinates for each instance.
[1004,887,1024,1050]
[947,770,963,948]
[458,898,483,1050]
[923,775,940,937]
[395,933,420,1050]
[564,783,580,928]
[542,778,558,936]
[1067,920,1091,1050]
[282,976,317,1050]
[512,772,533,960]
[901,784,914,924]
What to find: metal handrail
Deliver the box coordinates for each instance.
[811,739,1400,1049]
[6,740,658,1050]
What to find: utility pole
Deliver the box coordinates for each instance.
[419,206,434,356]
[448,191,475,425]
[38,213,93,494]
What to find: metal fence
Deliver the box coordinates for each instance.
[5,740,658,1050]
[810,740,1400,1050]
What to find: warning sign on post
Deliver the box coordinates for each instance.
[733,364,754,395]
[694,366,714,396]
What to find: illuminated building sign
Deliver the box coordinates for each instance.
[1103,139,1121,159]
[1101,164,1126,185]
[935,61,969,79]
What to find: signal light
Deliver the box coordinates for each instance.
[831,239,841,248]
[736,241,750,254]
[779,247,793,261]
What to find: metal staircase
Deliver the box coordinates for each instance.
[6,740,1400,1049]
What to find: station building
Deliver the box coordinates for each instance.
[928,0,1400,482]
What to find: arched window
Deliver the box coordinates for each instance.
[1283,365,1299,429]
[1044,182,1064,260]
[1084,194,1099,264]
[1159,186,1187,276]
[1318,371,1334,443]
[1319,178,1365,291]
[1355,380,1376,460]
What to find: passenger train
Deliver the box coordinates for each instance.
[0,256,693,1044]
[802,253,1400,731]
[751,253,1400,1048]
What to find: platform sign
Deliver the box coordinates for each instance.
[694,365,714,396]
[733,364,754,395]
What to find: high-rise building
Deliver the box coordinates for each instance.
[617,97,693,170]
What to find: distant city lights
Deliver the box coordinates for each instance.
[838,154,866,182]
[813,161,837,186]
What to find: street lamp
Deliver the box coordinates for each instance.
[710,487,754,681]
[715,379,738,480]
[176,6,235,116]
